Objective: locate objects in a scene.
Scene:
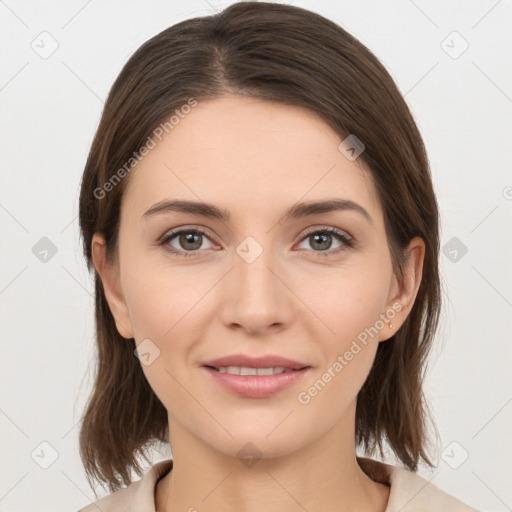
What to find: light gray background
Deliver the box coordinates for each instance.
[1,0,511,511]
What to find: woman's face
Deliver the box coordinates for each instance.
[93,95,423,460]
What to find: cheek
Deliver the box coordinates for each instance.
[296,260,392,346]
[122,262,214,405]
[295,283,386,417]
[122,257,212,340]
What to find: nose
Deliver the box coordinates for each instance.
[220,239,293,335]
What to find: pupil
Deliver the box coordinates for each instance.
[181,232,201,250]
[313,233,331,250]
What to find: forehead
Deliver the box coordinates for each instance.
[122,95,380,224]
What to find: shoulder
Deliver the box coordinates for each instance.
[77,485,132,512]
[387,464,481,511]
[77,459,173,512]
[357,457,481,512]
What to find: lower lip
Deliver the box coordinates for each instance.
[202,366,311,398]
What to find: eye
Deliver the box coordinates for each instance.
[296,227,353,256]
[158,226,354,258]
[159,228,215,258]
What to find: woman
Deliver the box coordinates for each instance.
[76,2,480,510]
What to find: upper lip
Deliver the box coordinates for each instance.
[202,354,310,370]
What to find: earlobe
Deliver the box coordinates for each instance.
[380,237,425,341]
[91,233,134,339]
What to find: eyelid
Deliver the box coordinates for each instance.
[300,225,352,241]
[159,224,216,242]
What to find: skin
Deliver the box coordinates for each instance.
[92,95,424,512]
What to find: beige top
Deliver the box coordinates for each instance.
[77,457,480,511]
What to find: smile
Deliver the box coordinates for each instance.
[202,365,311,398]
[210,366,295,375]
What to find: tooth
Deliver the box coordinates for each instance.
[240,367,258,375]
[216,366,293,375]
[256,367,274,375]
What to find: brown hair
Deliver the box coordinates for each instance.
[78,0,441,493]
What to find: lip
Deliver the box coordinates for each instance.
[201,354,309,370]
[202,366,311,398]
[200,353,312,399]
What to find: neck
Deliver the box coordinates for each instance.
[155,410,389,512]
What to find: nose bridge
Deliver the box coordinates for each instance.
[224,232,288,332]
[235,233,279,300]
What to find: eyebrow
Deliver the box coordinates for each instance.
[142,198,373,225]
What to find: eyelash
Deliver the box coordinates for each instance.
[158,227,354,259]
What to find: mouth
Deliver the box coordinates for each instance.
[201,364,311,398]
[201,353,310,371]
[204,365,308,375]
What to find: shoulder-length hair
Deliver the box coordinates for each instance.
[78,0,441,493]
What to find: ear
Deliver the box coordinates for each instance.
[380,236,425,341]
[91,233,134,339]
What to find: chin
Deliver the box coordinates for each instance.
[212,434,302,463]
